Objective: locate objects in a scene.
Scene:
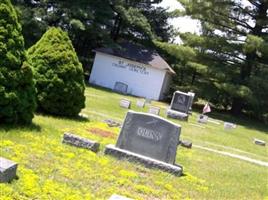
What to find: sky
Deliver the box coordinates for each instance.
[156,0,253,43]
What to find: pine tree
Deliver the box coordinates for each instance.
[0,0,36,124]
[27,27,85,117]
[177,0,268,121]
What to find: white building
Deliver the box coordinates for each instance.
[89,43,175,100]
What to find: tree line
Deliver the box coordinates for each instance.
[2,0,268,124]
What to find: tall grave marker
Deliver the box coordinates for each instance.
[167,91,192,121]
[105,111,183,175]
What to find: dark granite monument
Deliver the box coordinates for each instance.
[167,91,192,121]
[105,111,183,175]
[0,157,18,183]
[114,82,128,94]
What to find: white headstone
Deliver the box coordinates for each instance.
[224,122,236,130]
[254,138,266,146]
[136,100,145,108]
[120,99,131,109]
[148,106,160,115]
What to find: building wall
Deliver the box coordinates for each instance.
[89,52,168,100]
[159,72,172,100]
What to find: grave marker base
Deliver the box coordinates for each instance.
[166,109,188,121]
[104,144,183,176]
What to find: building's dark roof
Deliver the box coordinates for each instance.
[94,42,175,74]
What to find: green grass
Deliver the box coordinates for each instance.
[0,86,268,200]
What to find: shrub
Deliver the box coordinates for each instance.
[27,27,85,117]
[0,0,36,124]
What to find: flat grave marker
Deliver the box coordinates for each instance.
[105,111,183,175]
[0,157,18,183]
[62,133,100,152]
[197,114,208,124]
[254,138,266,146]
[224,122,236,130]
[108,194,133,200]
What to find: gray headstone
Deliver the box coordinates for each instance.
[179,140,192,149]
[103,119,121,127]
[114,82,128,94]
[254,138,266,146]
[197,114,208,124]
[136,100,145,108]
[0,157,18,183]
[170,91,192,114]
[166,108,188,121]
[224,122,236,130]
[62,133,100,152]
[148,106,160,115]
[119,99,131,109]
[108,194,133,200]
[116,111,181,164]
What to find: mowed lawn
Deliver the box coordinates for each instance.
[0,86,267,200]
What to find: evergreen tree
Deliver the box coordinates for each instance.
[27,27,85,117]
[177,0,268,121]
[0,0,36,124]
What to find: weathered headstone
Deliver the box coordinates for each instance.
[103,119,121,127]
[197,114,208,124]
[179,140,192,149]
[224,122,236,130]
[0,157,18,183]
[108,194,133,200]
[136,99,145,108]
[119,99,131,109]
[187,92,195,113]
[114,82,128,94]
[105,111,183,175]
[167,91,192,121]
[254,138,266,146]
[62,133,100,152]
[148,106,160,115]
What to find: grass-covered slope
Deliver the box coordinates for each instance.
[0,86,267,199]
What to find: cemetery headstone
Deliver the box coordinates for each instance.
[119,99,131,109]
[197,114,208,124]
[136,99,145,108]
[148,106,160,115]
[62,133,100,152]
[224,122,236,130]
[0,157,18,183]
[187,92,195,113]
[103,119,121,127]
[166,91,192,121]
[254,138,266,146]
[105,111,183,175]
[114,82,128,94]
[179,140,192,149]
